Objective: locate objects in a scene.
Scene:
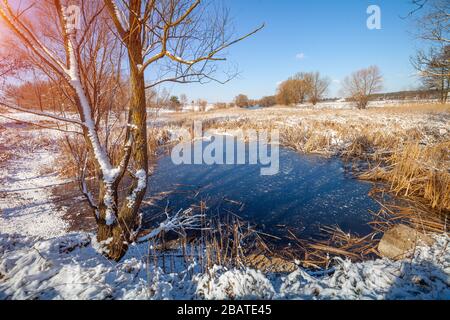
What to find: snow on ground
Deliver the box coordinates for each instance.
[278,235,450,300]
[182,104,217,112]
[0,232,448,300]
[167,103,450,146]
[0,125,69,239]
[296,99,441,110]
[0,107,449,300]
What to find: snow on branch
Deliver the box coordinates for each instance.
[137,208,204,243]
[65,35,119,184]
[0,101,83,126]
[0,113,83,135]
[104,0,129,40]
[126,169,147,209]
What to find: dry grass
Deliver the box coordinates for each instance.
[369,196,449,235]
[281,193,449,270]
[55,125,172,180]
[145,213,280,273]
[368,103,450,114]
[151,103,449,269]
[360,142,450,212]
[47,103,449,270]
[8,103,445,271]
[175,104,449,214]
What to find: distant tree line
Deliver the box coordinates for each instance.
[370,89,444,101]
[269,67,384,109]
[234,0,449,110]
[236,67,383,110]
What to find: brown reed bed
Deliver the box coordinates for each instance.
[144,213,272,273]
[55,125,171,180]
[41,103,450,271]
[204,105,450,220]
[359,142,450,212]
[136,171,449,272]
[289,187,449,270]
[140,104,449,271]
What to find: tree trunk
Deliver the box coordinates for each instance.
[96,62,148,260]
[96,181,127,261]
[96,1,149,261]
[97,217,128,261]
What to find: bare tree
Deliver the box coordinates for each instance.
[0,49,29,93]
[413,0,449,45]
[1,0,240,260]
[276,80,293,106]
[306,72,330,105]
[258,95,276,108]
[276,80,295,106]
[234,94,250,108]
[276,72,316,106]
[276,76,310,106]
[413,46,450,102]
[101,0,262,259]
[292,72,312,104]
[0,56,26,79]
[196,99,208,111]
[180,93,188,111]
[341,66,383,109]
[410,0,449,102]
[0,1,138,260]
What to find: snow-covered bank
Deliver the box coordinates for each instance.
[0,232,448,300]
[0,126,69,239]
[1,108,449,300]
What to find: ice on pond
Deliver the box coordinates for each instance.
[145,141,379,240]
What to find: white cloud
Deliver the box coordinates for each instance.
[295,52,306,60]
[332,79,340,84]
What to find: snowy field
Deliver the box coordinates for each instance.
[150,99,444,114]
[0,232,448,300]
[160,102,450,155]
[0,106,449,300]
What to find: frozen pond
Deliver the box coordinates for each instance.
[144,143,380,240]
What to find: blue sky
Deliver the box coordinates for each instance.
[163,0,423,103]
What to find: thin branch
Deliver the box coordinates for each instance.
[137,208,204,243]
[0,101,83,126]
[0,113,83,135]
